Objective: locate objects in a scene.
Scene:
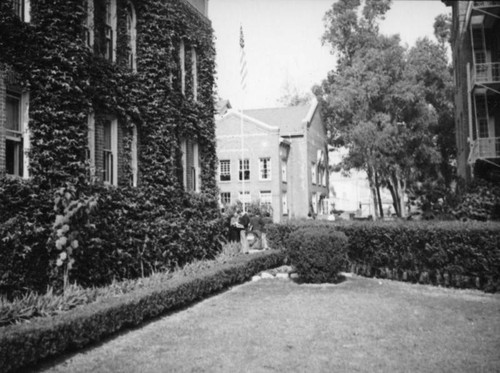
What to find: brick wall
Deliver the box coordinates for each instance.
[216,113,282,222]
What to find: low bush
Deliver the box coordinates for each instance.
[453,179,500,221]
[0,250,285,373]
[287,227,348,283]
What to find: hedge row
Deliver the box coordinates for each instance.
[0,250,284,373]
[267,220,500,292]
[0,177,225,296]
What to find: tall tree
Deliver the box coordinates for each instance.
[318,0,451,218]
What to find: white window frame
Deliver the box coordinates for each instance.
[104,0,117,62]
[238,190,251,211]
[5,91,29,178]
[259,157,271,180]
[311,162,317,185]
[12,0,30,22]
[220,192,231,206]
[131,124,138,186]
[181,138,201,192]
[83,0,94,48]
[239,158,250,181]
[259,191,272,208]
[87,112,96,179]
[282,191,288,215]
[193,142,201,192]
[281,161,287,183]
[219,159,231,182]
[126,1,137,72]
[191,47,198,101]
[103,117,118,185]
[180,40,186,94]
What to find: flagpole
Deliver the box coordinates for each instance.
[239,24,247,212]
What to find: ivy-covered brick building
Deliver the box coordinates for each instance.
[0,0,217,193]
[0,0,224,294]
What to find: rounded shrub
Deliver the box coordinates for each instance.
[286,227,348,283]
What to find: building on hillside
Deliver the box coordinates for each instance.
[216,99,329,222]
[1,0,215,193]
[443,0,500,183]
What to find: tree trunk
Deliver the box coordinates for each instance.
[367,166,379,220]
[399,178,407,218]
[386,180,400,217]
[375,172,384,218]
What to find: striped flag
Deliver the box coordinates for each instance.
[239,25,248,91]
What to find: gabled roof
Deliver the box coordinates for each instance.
[243,98,318,136]
[218,109,280,133]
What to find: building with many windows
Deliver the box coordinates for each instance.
[1,0,215,193]
[443,0,500,183]
[216,99,329,222]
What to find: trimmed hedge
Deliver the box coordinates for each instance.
[287,227,348,283]
[267,220,500,292]
[0,250,284,373]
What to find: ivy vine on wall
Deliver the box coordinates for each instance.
[0,0,223,294]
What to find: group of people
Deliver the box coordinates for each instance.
[228,209,272,253]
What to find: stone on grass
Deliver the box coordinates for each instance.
[251,275,262,282]
[261,272,274,279]
[276,273,289,280]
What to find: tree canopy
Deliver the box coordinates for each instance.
[317,0,454,218]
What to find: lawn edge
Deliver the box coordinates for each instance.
[0,250,284,373]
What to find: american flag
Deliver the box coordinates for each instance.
[239,25,248,91]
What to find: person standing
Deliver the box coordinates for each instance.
[261,211,273,250]
[229,210,242,243]
[238,209,250,254]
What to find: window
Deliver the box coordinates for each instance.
[126,1,137,71]
[478,118,489,138]
[191,47,198,101]
[12,0,30,22]
[282,191,288,215]
[131,124,138,186]
[239,159,250,180]
[179,40,186,94]
[322,167,327,187]
[312,192,318,214]
[238,190,251,211]
[311,162,317,185]
[219,159,231,181]
[220,192,231,206]
[5,93,24,177]
[87,112,96,179]
[104,0,114,61]
[181,138,201,192]
[102,119,118,185]
[475,95,489,138]
[259,157,271,180]
[281,161,287,183]
[82,0,94,48]
[260,191,272,209]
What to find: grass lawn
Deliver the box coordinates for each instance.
[35,275,500,373]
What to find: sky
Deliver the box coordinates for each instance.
[209,0,450,110]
